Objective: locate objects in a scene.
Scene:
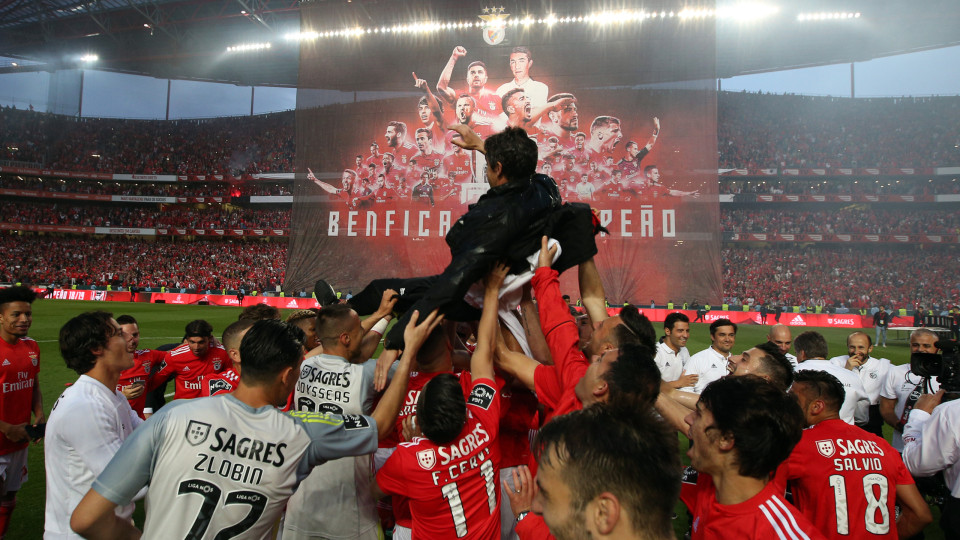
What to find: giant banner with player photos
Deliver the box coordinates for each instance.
[286,1,721,304]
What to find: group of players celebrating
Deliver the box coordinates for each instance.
[309,45,696,208]
[0,50,949,540]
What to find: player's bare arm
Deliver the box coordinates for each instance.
[436,46,466,104]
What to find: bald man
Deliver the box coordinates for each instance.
[767,324,797,368]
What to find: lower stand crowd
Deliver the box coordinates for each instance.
[2,256,958,539]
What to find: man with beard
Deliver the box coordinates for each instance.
[437,47,502,122]
[384,121,418,167]
[413,128,443,173]
[454,94,497,139]
[540,94,579,149]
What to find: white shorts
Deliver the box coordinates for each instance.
[392,525,411,540]
[0,448,28,494]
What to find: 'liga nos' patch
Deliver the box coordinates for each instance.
[342,414,370,430]
[208,378,233,395]
[468,384,495,410]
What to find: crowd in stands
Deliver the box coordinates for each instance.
[0,176,292,197]
[5,93,960,176]
[0,107,295,175]
[722,208,960,235]
[0,201,291,229]
[718,93,960,169]
[0,235,286,291]
[720,177,960,196]
[722,245,960,310]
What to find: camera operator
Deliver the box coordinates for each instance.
[901,338,960,537]
[880,329,941,452]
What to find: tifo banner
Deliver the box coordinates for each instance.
[286,1,720,304]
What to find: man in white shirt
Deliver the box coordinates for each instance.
[680,319,736,394]
[793,330,869,425]
[44,311,142,539]
[767,323,797,368]
[654,313,696,389]
[829,331,891,436]
[880,328,940,451]
[495,46,549,108]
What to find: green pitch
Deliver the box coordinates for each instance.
[10,299,943,538]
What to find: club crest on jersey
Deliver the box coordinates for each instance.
[468,383,495,410]
[142,361,151,373]
[213,359,222,371]
[816,439,836,458]
[417,449,437,470]
[185,420,212,446]
[29,352,38,366]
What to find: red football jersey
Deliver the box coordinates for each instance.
[471,90,503,122]
[202,367,240,397]
[155,344,232,400]
[443,153,474,184]
[0,337,40,455]
[377,378,501,540]
[776,418,913,539]
[116,348,165,418]
[681,473,826,540]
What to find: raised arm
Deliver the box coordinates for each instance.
[360,289,398,360]
[369,309,443,439]
[473,263,507,382]
[527,96,575,130]
[448,123,486,154]
[414,72,445,126]
[309,168,342,194]
[436,46,466,105]
[643,116,661,151]
[577,257,609,328]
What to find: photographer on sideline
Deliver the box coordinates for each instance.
[901,339,960,537]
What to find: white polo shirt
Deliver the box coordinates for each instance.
[654,341,689,382]
[795,359,870,425]
[829,355,892,405]
[44,375,142,539]
[880,364,940,451]
[679,346,729,394]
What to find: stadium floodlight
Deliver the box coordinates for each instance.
[80,54,98,63]
[716,3,779,21]
[797,11,863,22]
[225,42,272,53]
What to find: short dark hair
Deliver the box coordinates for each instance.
[501,88,525,114]
[238,320,305,385]
[238,304,281,321]
[115,314,138,326]
[547,93,575,103]
[59,311,115,375]
[417,373,466,444]
[466,60,487,72]
[752,341,794,391]
[534,405,679,537]
[793,370,845,414]
[603,342,662,409]
[386,120,407,137]
[415,127,432,139]
[664,312,689,331]
[510,46,532,60]
[483,127,538,183]
[644,164,658,175]
[184,320,213,338]
[794,331,828,360]
[222,319,256,351]
[315,304,356,348]
[611,305,655,349]
[699,375,804,479]
[709,318,737,336]
[0,286,36,309]
[590,115,620,133]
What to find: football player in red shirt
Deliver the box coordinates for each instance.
[0,286,43,538]
[442,144,474,184]
[201,319,253,397]
[385,121,420,168]
[437,47,502,123]
[376,263,506,540]
[154,319,232,400]
[681,375,825,540]
[115,315,165,419]
[778,370,931,539]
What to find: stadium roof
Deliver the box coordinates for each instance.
[0,0,958,87]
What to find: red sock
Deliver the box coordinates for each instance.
[0,498,15,539]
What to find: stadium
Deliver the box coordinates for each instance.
[1,0,960,538]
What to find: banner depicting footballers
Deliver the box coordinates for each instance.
[287,3,721,304]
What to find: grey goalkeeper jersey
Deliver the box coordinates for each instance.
[284,354,380,538]
[92,393,378,540]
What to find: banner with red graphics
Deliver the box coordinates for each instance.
[719,167,934,176]
[39,288,319,308]
[601,308,872,328]
[719,194,936,203]
[286,2,721,305]
[0,223,287,237]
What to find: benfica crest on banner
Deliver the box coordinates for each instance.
[479,6,509,45]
